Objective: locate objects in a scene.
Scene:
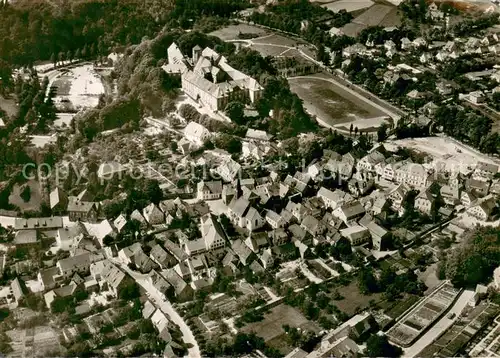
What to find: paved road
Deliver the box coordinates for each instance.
[114,260,201,358]
[403,289,475,358]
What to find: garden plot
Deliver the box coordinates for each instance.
[6,326,62,357]
[387,282,460,347]
[52,64,104,110]
[321,0,374,12]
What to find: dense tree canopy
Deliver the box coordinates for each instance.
[440,227,500,288]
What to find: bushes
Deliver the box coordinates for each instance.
[179,104,200,122]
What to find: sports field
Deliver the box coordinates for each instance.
[288,75,389,131]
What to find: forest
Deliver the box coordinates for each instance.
[0,0,248,66]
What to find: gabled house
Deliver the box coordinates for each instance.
[474,162,498,181]
[201,213,226,252]
[265,210,284,229]
[68,195,99,223]
[57,252,92,278]
[301,215,325,237]
[150,244,177,269]
[91,259,126,297]
[146,270,172,301]
[357,151,385,174]
[340,226,370,246]
[259,248,274,269]
[197,180,223,200]
[269,228,289,246]
[333,200,365,224]
[460,191,477,207]
[49,187,68,214]
[467,195,496,221]
[388,183,410,211]
[184,121,210,146]
[161,268,194,302]
[415,189,434,215]
[231,238,256,266]
[143,203,164,226]
[118,243,157,273]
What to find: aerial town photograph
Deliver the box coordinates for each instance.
[1,0,500,357]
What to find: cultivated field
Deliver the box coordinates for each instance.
[387,282,460,347]
[6,326,62,357]
[288,76,388,130]
[51,64,104,110]
[341,4,401,37]
[321,0,374,12]
[209,24,269,41]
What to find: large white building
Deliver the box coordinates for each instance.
[181,46,263,112]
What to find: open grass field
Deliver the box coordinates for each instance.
[209,24,269,41]
[288,75,388,130]
[321,0,375,12]
[334,281,384,315]
[8,180,43,212]
[251,44,289,57]
[0,95,18,118]
[241,304,320,341]
[242,304,321,354]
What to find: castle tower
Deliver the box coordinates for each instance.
[192,45,202,65]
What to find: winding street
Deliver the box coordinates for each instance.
[112,259,201,358]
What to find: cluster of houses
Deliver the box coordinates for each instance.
[8,137,500,311]
[334,2,500,118]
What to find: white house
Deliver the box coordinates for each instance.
[143,203,164,225]
[415,190,434,215]
[197,180,222,200]
[467,195,496,221]
[184,122,210,147]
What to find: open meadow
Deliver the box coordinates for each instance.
[209,24,269,41]
[321,0,375,12]
[241,304,321,355]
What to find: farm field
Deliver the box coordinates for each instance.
[341,4,401,37]
[241,304,321,355]
[321,0,375,12]
[288,75,388,130]
[209,24,269,41]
